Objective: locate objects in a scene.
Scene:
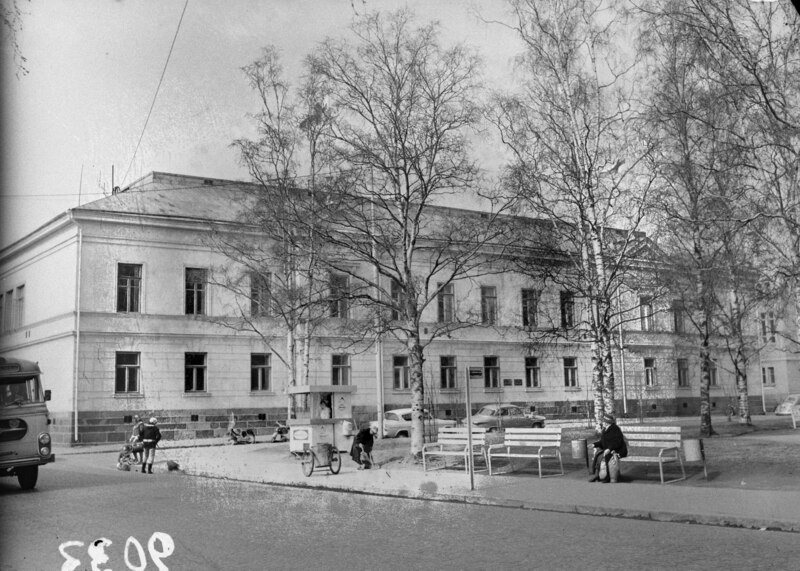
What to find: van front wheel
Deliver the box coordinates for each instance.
[17,466,38,490]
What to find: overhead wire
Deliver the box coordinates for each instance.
[120,0,190,188]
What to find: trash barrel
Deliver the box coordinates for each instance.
[571,438,589,470]
[683,438,704,462]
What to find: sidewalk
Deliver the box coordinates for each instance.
[54,417,800,533]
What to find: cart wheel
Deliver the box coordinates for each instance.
[330,449,341,474]
[301,450,315,477]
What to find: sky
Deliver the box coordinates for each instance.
[0,0,522,246]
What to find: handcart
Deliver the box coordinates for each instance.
[287,384,356,478]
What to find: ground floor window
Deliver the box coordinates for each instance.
[393,355,410,390]
[525,357,540,388]
[440,356,456,389]
[115,352,139,393]
[185,353,206,392]
[762,366,775,386]
[563,357,578,387]
[677,358,689,387]
[644,358,657,387]
[251,353,271,391]
[484,356,499,389]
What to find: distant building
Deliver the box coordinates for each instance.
[1,172,795,444]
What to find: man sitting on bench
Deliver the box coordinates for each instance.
[589,413,627,483]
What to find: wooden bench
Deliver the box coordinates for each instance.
[422,427,488,473]
[620,425,685,484]
[487,427,564,478]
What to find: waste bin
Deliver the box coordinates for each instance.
[571,438,589,471]
[683,438,708,479]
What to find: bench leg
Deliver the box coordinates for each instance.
[557,450,564,476]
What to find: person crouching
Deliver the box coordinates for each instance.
[138,417,162,474]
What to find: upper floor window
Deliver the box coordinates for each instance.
[117,264,141,313]
[672,300,685,334]
[759,312,776,344]
[390,279,402,321]
[115,352,140,393]
[560,291,575,329]
[1,285,25,333]
[331,354,350,385]
[251,353,271,391]
[185,352,207,392]
[644,358,657,386]
[481,286,497,325]
[640,296,654,332]
[521,289,539,328]
[563,357,578,387]
[12,285,24,329]
[438,283,455,323]
[329,274,349,318]
[761,366,775,386]
[484,356,499,389]
[440,356,456,389]
[185,268,207,315]
[677,358,690,387]
[525,356,540,388]
[250,272,272,317]
[393,355,410,390]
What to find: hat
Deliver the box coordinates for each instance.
[602,412,615,424]
[134,415,140,420]
[149,417,158,424]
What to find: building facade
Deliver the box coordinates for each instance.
[1,172,796,444]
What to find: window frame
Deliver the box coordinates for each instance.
[393,355,410,390]
[759,312,776,344]
[250,353,272,391]
[331,354,350,386]
[563,357,578,388]
[117,263,142,313]
[560,291,575,329]
[677,358,690,387]
[761,366,775,386]
[250,272,272,317]
[525,356,540,388]
[185,268,207,316]
[481,286,497,325]
[437,283,455,323]
[115,351,140,394]
[483,356,500,389]
[640,296,654,332]
[521,289,539,328]
[440,355,456,390]
[329,274,350,319]
[644,358,657,387]
[184,352,207,392]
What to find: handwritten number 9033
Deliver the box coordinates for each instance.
[59,532,175,571]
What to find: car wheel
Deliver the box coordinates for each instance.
[397,431,409,438]
[17,466,38,490]
[487,427,498,433]
[532,422,543,428]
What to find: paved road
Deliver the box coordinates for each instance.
[1,454,795,571]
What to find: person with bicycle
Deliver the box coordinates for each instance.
[138,416,162,474]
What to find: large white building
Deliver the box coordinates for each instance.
[1,172,795,444]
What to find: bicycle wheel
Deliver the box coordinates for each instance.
[329,449,341,474]
[301,449,315,477]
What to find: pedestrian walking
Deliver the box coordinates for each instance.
[138,416,162,474]
[130,415,144,464]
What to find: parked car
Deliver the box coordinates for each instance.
[775,394,800,416]
[369,408,457,438]
[463,403,546,431]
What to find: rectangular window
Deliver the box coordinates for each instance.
[185,268,207,315]
[759,312,776,343]
[250,273,271,317]
[117,264,142,313]
[331,354,350,386]
[761,366,775,386]
[640,296,653,332]
[481,286,497,325]
[437,283,455,323]
[329,274,349,318]
[12,285,25,329]
[560,291,575,328]
[672,300,685,334]
[251,353,271,391]
[115,352,140,393]
[393,355,410,390]
[185,352,206,392]
[677,358,690,387]
[708,359,718,386]
[563,357,578,387]
[644,358,657,386]
[2,290,12,333]
[391,279,402,320]
[525,357,540,388]
[440,356,456,389]
[521,289,539,328]
[484,356,499,389]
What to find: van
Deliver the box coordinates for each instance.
[0,357,55,489]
